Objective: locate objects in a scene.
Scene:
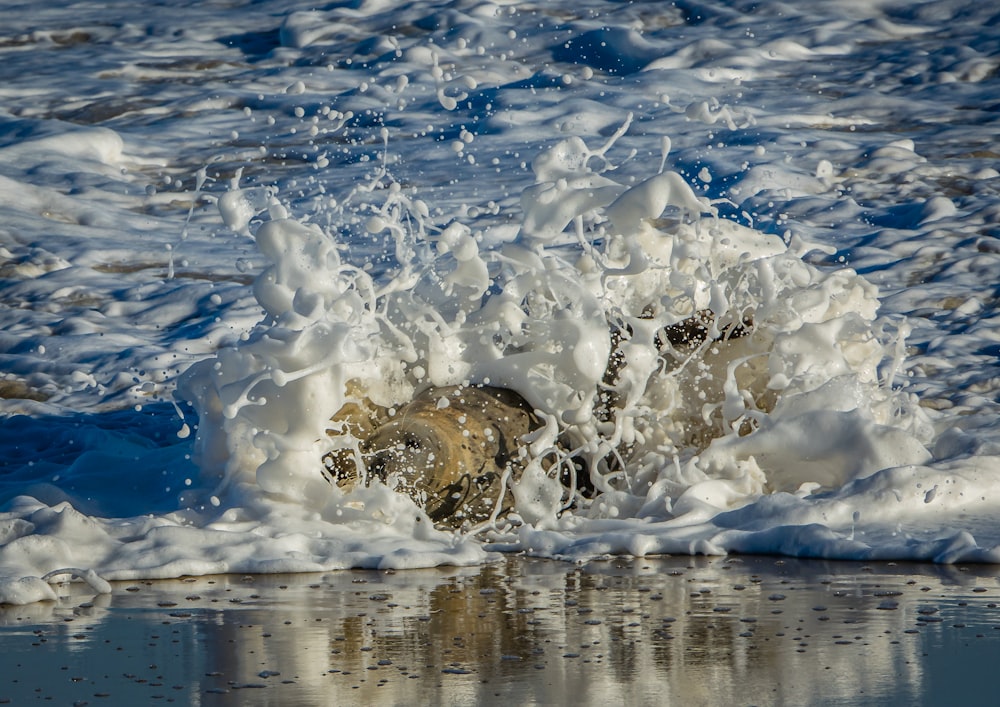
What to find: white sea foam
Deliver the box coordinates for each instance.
[2,0,999,604]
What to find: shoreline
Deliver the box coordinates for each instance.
[2,555,998,705]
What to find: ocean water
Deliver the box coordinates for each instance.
[1,0,999,604]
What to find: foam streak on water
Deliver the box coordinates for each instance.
[1,0,999,603]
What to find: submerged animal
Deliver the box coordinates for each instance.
[323,309,755,529]
[324,384,546,528]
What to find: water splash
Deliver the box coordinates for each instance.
[180,120,931,531]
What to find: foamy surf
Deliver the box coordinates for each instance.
[2,0,1000,604]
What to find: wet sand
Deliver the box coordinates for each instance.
[1,555,999,706]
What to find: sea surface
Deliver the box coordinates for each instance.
[1,0,1000,604]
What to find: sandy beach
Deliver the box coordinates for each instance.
[2,555,999,706]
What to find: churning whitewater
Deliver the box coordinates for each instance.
[1,0,999,604]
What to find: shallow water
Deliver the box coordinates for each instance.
[3,557,1000,706]
[2,0,1000,602]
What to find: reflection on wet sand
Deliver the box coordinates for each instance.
[2,556,1000,705]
